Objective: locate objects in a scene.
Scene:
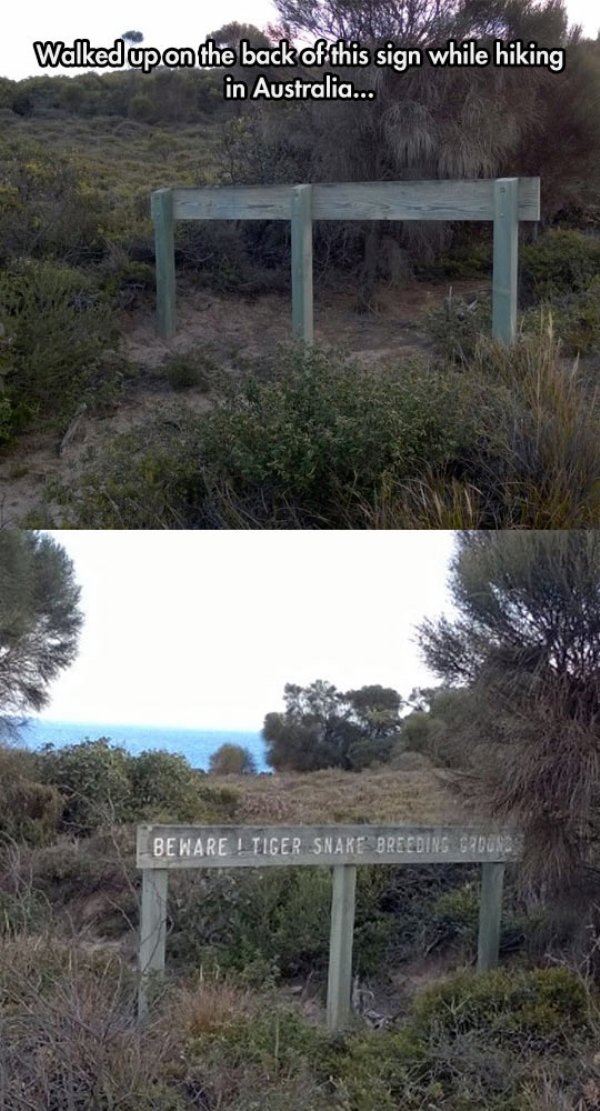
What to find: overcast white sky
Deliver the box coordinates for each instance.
[35,530,457,731]
[2,0,597,80]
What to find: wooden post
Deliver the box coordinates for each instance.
[492,178,519,345]
[327,864,357,1032]
[138,868,168,1021]
[291,184,313,344]
[477,862,505,972]
[151,189,176,339]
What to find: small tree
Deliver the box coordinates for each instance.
[209,743,257,775]
[0,532,82,734]
[263,680,402,771]
[417,530,600,892]
[121,30,144,46]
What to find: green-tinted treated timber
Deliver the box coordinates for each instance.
[477,862,505,972]
[171,178,540,223]
[151,189,176,338]
[291,184,313,343]
[492,178,519,344]
[327,864,357,1032]
[138,868,168,1021]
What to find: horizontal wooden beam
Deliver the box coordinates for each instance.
[168,178,540,223]
[137,823,522,870]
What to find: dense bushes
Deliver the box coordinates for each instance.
[0,937,595,1111]
[55,345,479,527]
[521,230,600,301]
[36,738,133,834]
[0,746,62,846]
[0,259,119,440]
[0,738,239,841]
[167,862,493,985]
[55,327,600,529]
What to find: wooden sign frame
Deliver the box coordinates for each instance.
[151,177,540,345]
[136,822,522,1029]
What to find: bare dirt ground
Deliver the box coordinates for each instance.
[0,278,489,526]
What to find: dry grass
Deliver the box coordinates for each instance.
[208,767,475,825]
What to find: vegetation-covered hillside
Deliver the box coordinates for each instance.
[0,739,598,1111]
[2,0,600,526]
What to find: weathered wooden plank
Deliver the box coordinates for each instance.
[173,185,292,221]
[169,178,540,223]
[137,824,522,870]
[492,178,519,344]
[151,189,176,338]
[327,865,357,1032]
[477,861,505,972]
[291,184,313,343]
[138,868,168,1021]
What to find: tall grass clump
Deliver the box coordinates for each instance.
[469,315,600,526]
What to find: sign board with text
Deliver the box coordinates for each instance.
[137,822,522,1032]
[137,823,522,870]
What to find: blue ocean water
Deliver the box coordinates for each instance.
[19,719,268,773]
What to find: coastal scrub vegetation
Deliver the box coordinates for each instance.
[5,531,600,1105]
[2,0,600,523]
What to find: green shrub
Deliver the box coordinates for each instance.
[423,292,492,364]
[127,749,218,821]
[521,280,600,355]
[95,247,155,309]
[412,966,590,1049]
[0,745,62,846]
[36,737,133,835]
[35,739,239,834]
[521,230,600,301]
[163,349,217,392]
[329,968,594,1111]
[209,743,257,775]
[169,868,332,982]
[0,146,110,265]
[181,998,330,1111]
[0,259,118,435]
[169,862,479,985]
[59,346,478,527]
[414,238,492,280]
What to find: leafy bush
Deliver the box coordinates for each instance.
[0,745,62,845]
[59,346,478,527]
[520,230,600,301]
[36,738,133,835]
[127,749,229,821]
[35,739,239,834]
[522,279,600,355]
[162,349,217,392]
[209,743,257,775]
[329,967,596,1111]
[412,966,590,1049]
[423,292,492,364]
[0,146,110,265]
[0,259,118,435]
[169,862,482,985]
[180,991,331,1111]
